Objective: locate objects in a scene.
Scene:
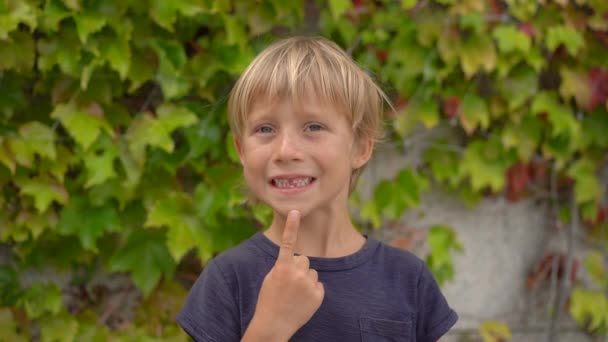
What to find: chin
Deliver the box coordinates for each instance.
[271,203,312,218]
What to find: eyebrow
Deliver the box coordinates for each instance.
[248,109,330,125]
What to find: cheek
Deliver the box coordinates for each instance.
[241,149,269,179]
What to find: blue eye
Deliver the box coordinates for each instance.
[256,126,274,134]
[305,123,323,132]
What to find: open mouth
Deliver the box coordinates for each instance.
[270,176,316,189]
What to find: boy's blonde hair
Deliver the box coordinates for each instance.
[228,36,389,194]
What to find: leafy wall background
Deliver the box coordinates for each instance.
[0,0,606,340]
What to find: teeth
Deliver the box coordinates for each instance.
[273,177,312,189]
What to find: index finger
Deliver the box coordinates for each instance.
[277,210,301,263]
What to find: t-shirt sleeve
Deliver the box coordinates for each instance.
[176,259,241,342]
[416,260,458,342]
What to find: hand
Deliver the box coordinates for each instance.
[244,210,325,341]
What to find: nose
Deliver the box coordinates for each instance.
[274,131,302,162]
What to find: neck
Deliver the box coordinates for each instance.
[264,205,365,258]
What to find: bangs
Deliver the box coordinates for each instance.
[229,36,385,141]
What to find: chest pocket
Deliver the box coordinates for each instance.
[359,316,413,342]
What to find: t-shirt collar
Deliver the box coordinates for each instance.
[250,232,380,271]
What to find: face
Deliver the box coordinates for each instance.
[235,95,372,218]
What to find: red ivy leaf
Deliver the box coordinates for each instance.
[593,31,608,49]
[584,206,608,226]
[588,67,608,111]
[506,161,530,202]
[527,253,579,290]
[442,96,461,119]
[529,160,548,181]
[519,23,534,38]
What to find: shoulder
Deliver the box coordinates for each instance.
[206,233,274,280]
[371,241,459,340]
[373,239,426,279]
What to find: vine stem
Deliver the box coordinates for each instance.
[548,188,578,342]
[546,166,559,342]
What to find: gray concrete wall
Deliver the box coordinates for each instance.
[361,135,596,341]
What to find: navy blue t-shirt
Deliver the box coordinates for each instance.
[177,232,458,341]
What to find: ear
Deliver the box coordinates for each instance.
[233,136,245,165]
[351,136,374,169]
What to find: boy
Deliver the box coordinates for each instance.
[177,36,458,341]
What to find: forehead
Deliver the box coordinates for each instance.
[247,95,346,123]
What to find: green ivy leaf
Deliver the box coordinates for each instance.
[39,311,79,342]
[401,0,417,9]
[501,115,542,162]
[61,0,80,11]
[569,288,608,334]
[426,225,463,286]
[492,25,531,53]
[56,196,120,251]
[369,169,428,221]
[459,138,516,192]
[459,35,496,78]
[184,114,223,160]
[3,121,58,170]
[18,283,63,319]
[329,0,351,19]
[100,31,131,80]
[428,225,463,261]
[73,317,109,342]
[37,25,82,76]
[51,102,113,150]
[149,0,179,31]
[459,95,489,135]
[224,15,247,48]
[0,139,15,173]
[82,137,118,188]
[157,103,198,131]
[559,67,591,109]
[478,321,512,342]
[6,136,32,168]
[0,0,37,39]
[194,182,226,227]
[497,65,537,111]
[584,251,607,288]
[74,11,106,43]
[373,180,393,213]
[15,208,57,241]
[546,25,585,55]
[395,98,439,137]
[145,191,211,262]
[531,92,580,139]
[581,111,608,148]
[40,0,71,32]
[0,308,27,341]
[361,200,381,229]
[108,229,176,298]
[18,176,69,213]
[410,100,439,129]
[567,158,601,204]
[505,0,537,20]
[43,145,73,182]
[149,0,205,31]
[151,38,189,99]
[127,103,197,164]
[459,13,484,35]
[19,121,57,161]
[0,31,35,72]
[127,47,156,93]
[225,132,240,163]
[0,266,20,306]
[424,140,461,186]
[117,139,144,192]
